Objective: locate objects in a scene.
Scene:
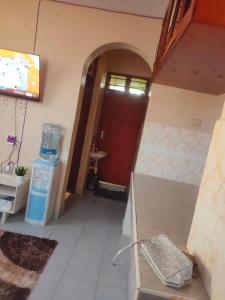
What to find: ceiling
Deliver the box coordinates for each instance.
[54,0,169,18]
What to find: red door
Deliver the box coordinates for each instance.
[96,90,147,187]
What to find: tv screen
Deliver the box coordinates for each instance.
[0,48,40,101]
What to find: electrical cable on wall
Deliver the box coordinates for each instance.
[0,98,21,173]
[15,99,28,167]
[0,0,42,173]
[16,0,42,166]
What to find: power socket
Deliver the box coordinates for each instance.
[192,119,202,128]
[7,134,16,144]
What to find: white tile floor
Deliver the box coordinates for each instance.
[0,191,130,300]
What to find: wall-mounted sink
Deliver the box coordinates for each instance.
[89,151,107,161]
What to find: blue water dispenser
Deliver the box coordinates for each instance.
[25,124,61,225]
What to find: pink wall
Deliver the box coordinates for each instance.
[0,0,161,215]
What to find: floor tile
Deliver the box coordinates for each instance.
[0,223,29,235]
[64,255,101,282]
[103,234,130,264]
[98,261,128,290]
[50,230,81,248]
[80,225,108,244]
[53,276,96,300]
[44,252,71,274]
[29,271,61,300]
[52,223,84,236]
[51,240,75,256]
[0,192,130,300]
[21,225,53,238]
[95,284,128,300]
[72,239,105,263]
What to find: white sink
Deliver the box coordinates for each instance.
[89,151,107,160]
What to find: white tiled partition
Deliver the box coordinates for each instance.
[135,122,211,186]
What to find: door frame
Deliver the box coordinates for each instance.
[61,43,152,215]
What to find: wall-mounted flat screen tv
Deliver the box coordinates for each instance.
[0,48,40,101]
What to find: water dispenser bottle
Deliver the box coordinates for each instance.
[40,123,61,161]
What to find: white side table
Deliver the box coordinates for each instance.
[0,173,30,224]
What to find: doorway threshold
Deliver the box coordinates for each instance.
[99,180,127,192]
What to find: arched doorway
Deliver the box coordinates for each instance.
[65,44,151,202]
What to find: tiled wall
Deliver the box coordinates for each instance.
[187,119,225,299]
[135,122,211,186]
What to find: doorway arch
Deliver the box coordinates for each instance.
[81,42,151,76]
[60,42,152,214]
